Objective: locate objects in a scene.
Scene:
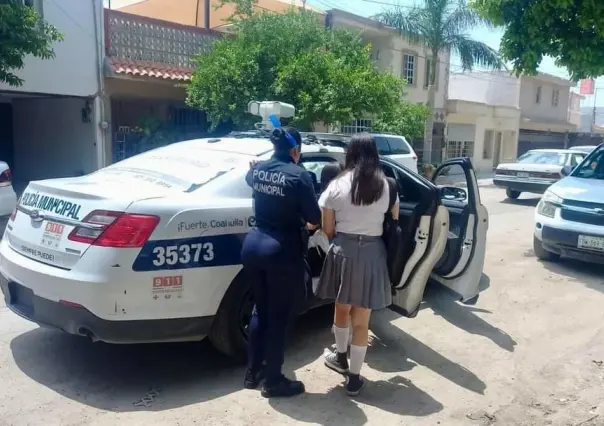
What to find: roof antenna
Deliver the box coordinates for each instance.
[247,101,296,132]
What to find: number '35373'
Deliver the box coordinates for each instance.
[152,243,215,267]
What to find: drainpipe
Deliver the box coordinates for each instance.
[92,0,107,169]
[204,0,210,29]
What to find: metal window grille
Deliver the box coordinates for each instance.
[446,140,474,159]
[403,54,415,85]
[341,119,373,135]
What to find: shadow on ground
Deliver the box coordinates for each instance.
[421,279,517,353]
[10,303,444,422]
[10,305,333,414]
[500,197,540,207]
[539,257,604,293]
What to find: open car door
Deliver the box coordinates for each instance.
[380,159,449,317]
[430,158,489,303]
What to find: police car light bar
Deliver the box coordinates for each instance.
[248,101,295,130]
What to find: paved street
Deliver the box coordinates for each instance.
[1,186,604,426]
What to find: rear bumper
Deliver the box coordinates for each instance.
[0,275,215,343]
[538,225,604,264]
[493,178,555,194]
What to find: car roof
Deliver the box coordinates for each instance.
[167,136,346,157]
[527,149,582,154]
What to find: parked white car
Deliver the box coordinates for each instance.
[0,104,488,360]
[302,132,419,172]
[494,149,587,199]
[534,143,604,264]
[0,161,17,219]
[571,145,598,154]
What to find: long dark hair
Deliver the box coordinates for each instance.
[345,133,384,205]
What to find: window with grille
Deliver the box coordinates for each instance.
[535,86,542,104]
[446,140,474,159]
[552,89,560,107]
[341,119,372,135]
[403,54,415,85]
[424,58,437,88]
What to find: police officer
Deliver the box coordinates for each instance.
[241,126,321,398]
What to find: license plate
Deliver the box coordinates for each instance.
[41,222,65,249]
[578,235,604,252]
[517,172,529,178]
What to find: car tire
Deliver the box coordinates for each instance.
[209,273,252,363]
[533,236,560,262]
[506,189,521,199]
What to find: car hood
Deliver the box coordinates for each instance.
[497,163,563,173]
[549,177,604,202]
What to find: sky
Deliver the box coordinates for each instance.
[104,0,604,107]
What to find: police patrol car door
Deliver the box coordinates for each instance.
[380,159,448,318]
[429,158,488,303]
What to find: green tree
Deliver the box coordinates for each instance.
[373,102,430,142]
[472,0,604,80]
[378,0,503,163]
[186,9,412,132]
[0,0,63,87]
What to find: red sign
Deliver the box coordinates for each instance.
[45,222,64,234]
[580,78,595,95]
[153,276,183,288]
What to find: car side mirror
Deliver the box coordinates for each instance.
[440,186,467,201]
[561,165,573,177]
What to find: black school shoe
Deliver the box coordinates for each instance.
[244,368,265,389]
[346,374,365,396]
[261,376,305,398]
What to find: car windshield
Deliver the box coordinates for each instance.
[516,151,566,166]
[572,148,604,180]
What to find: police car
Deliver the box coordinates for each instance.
[0,102,488,360]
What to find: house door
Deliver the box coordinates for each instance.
[493,131,502,168]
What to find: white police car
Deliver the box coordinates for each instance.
[0,102,488,360]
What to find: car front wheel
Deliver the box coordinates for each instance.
[533,236,560,262]
[506,189,521,199]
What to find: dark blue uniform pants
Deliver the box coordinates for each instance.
[241,228,306,386]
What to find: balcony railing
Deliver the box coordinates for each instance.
[104,9,221,69]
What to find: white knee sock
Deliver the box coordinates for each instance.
[333,325,350,354]
[349,345,367,375]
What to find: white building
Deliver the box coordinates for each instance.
[447,72,521,173]
[0,0,105,188]
[325,9,450,160]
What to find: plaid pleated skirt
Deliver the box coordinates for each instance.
[315,232,392,310]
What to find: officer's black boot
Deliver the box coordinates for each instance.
[244,367,265,390]
[261,375,305,398]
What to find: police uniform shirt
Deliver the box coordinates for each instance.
[246,152,321,237]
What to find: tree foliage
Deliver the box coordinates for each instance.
[471,0,604,79]
[373,102,430,141]
[186,8,414,132]
[378,0,504,162]
[0,0,63,87]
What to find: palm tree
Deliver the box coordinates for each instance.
[378,0,503,164]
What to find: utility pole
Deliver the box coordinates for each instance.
[302,0,306,8]
[593,88,599,129]
[204,0,210,29]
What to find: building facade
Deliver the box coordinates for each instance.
[0,0,105,187]
[447,73,521,173]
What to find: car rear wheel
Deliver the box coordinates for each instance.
[209,274,253,363]
[506,189,521,199]
[533,236,560,262]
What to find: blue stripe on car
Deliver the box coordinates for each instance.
[132,233,246,272]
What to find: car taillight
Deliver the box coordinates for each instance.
[68,210,160,248]
[495,169,513,176]
[0,168,11,187]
